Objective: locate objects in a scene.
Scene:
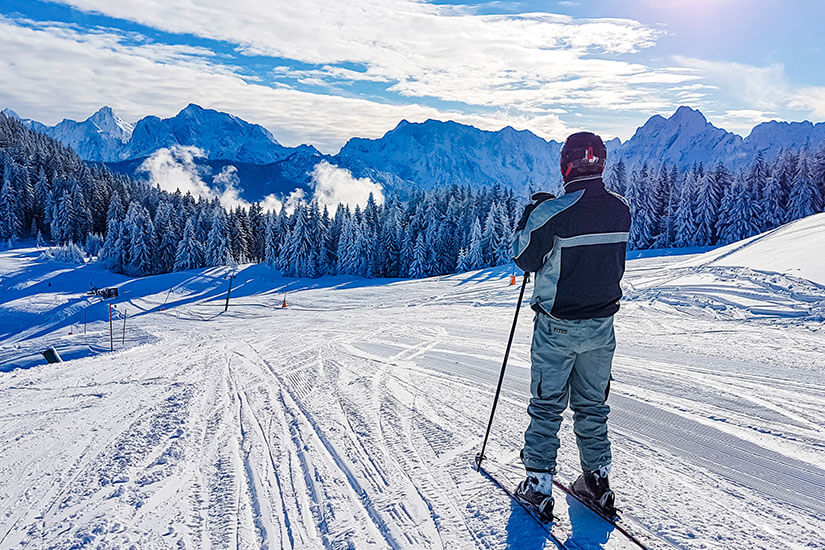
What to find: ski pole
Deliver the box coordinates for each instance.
[476,272,529,472]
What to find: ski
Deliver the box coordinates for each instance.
[553,480,649,550]
[477,456,658,550]
[475,455,569,549]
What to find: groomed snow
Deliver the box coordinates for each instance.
[1,224,824,549]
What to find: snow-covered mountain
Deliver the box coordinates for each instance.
[609,106,825,170]
[7,104,318,164]
[6,106,133,162]
[338,119,564,194]
[5,104,825,200]
[609,106,745,169]
[127,104,318,164]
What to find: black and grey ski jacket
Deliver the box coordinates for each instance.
[512,174,631,320]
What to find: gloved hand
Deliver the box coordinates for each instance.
[516,193,556,231]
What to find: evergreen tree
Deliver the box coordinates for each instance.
[126,204,154,276]
[100,218,124,273]
[718,171,761,244]
[205,208,231,266]
[787,151,821,220]
[674,172,698,247]
[279,205,316,277]
[627,164,655,249]
[174,218,204,271]
[0,176,21,240]
[408,233,428,279]
[606,160,627,195]
[463,217,484,271]
[336,214,359,275]
[264,214,281,266]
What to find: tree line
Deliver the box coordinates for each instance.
[604,148,825,249]
[0,112,519,278]
[2,111,825,281]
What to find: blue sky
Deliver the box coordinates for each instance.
[1,0,823,152]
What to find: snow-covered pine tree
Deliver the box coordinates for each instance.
[84,234,103,257]
[762,156,789,230]
[674,172,698,247]
[627,164,655,249]
[174,218,204,271]
[336,214,359,275]
[463,217,484,271]
[54,189,74,244]
[263,213,280,266]
[71,183,92,244]
[787,150,821,220]
[456,248,470,273]
[127,204,154,276]
[606,160,627,195]
[107,192,124,223]
[480,203,499,266]
[649,165,671,248]
[814,146,825,212]
[0,175,22,240]
[408,233,428,279]
[709,162,733,243]
[718,171,761,244]
[747,152,768,210]
[693,172,719,246]
[206,208,231,267]
[354,218,375,277]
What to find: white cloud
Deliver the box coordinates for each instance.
[673,55,825,132]
[309,161,384,211]
[790,87,825,119]
[212,165,250,210]
[138,146,253,209]
[135,147,382,214]
[0,16,577,151]
[138,145,213,199]
[2,2,706,143]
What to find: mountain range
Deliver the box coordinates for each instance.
[3,104,824,201]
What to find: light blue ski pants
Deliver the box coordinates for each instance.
[522,313,615,474]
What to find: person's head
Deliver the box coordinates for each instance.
[560,132,606,183]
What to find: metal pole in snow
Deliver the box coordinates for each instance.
[109,303,113,351]
[476,273,529,472]
[224,275,234,312]
[122,308,127,346]
[84,309,86,335]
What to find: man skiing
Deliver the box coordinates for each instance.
[511,132,631,521]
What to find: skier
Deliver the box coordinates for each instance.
[511,132,631,520]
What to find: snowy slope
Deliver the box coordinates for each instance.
[683,212,825,285]
[1,231,824,548]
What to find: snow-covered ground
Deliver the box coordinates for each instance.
[1,215,824,549]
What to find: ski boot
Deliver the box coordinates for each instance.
[514,472,555,522]
[571,467,616,517]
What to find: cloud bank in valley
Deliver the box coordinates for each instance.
[137,145,282,211]
[138,148,381,214]
[309,161,384,212]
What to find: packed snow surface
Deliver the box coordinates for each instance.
[1,224,824,548]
